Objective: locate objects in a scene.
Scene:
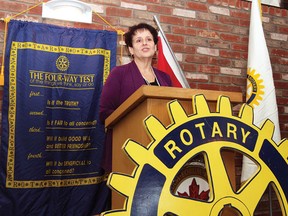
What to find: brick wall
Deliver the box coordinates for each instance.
[1,0,286,136]
[0,0,287,215]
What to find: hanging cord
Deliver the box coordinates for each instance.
[11,1,43,20]
[93,11,125,65]
[0,1,43,85]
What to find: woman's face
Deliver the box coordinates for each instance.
[129,28,157,60]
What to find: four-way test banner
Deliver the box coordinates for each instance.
[0,20,117,216]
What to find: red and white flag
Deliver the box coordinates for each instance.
[154,16,190,88]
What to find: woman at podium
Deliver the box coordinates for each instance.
[100,23,172,124]
[99,22,172,172]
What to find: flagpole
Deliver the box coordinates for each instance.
[153,15,190,88]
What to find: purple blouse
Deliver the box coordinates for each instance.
[99,61,172,172]
[99,60,172,123]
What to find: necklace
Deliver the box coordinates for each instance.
[142,67,160,86]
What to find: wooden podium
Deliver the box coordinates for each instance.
[105,86,243,210]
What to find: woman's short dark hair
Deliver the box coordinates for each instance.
[124,23,158,48]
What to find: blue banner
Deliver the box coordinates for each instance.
[0,20,117,215]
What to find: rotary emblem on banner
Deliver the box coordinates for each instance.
[103,95,288,216]
[56,55,70,71]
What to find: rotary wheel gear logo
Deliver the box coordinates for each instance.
[103,95,288,216]
[56,55,70,71]
[246,68,265,108]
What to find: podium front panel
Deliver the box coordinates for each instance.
[107,87,243,210]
